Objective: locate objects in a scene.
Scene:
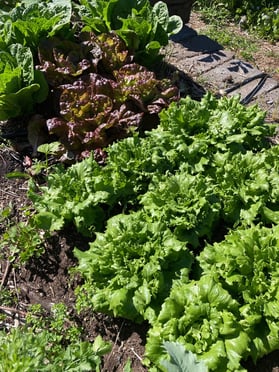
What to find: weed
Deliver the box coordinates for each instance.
[0,207,12,239]
[0,302,112,371]
[0,288,15,307]
[194,1,231,24]
[203,25,258,63]
[195,0,279,41]
[0,217,46,264]
[26,303,82,345]
[0,207,11,222]
[30,142,63,176]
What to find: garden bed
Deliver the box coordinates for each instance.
[1,3,279,371]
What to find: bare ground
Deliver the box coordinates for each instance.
[188,12,279,81]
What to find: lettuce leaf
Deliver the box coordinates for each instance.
[29,93,277,235]
[145,275,244,371]
[36,32,179,158]
[152,224,279,369]
[0,43,48,119]
[74,211,193,323]
[160,342,208,372]
[28,92,279,369]
[0,83,40,120]
[140,169,221,248]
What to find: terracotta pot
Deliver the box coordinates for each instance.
[150,0,195,23]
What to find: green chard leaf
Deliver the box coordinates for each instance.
[78,0,182,67]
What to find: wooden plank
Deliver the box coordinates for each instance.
[202,59,263,90]
[165,45,234,75]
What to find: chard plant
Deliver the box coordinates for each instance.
[77,0,183,66]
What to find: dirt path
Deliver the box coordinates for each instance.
[188,12,279,81]
[164,11,279,122]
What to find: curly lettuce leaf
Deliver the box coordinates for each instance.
[140,170,221,248]
[114,63,179,112]
[198,224,279,362]
[46,71,145,153]
[146,225,279,370]
[74,211,193,323]
[37,32,178,158]
[145,275,245,371]
[92,32,131,72]
[29,93,277,234]
[213,145,279,226]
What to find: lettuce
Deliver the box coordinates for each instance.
[0,0,71,119]
[146,224,279,371]
[28,92,279,370]
[199,225,279,353]
[29,93,276,235]
[200,225,279,363]
[213,146,279,226]
[73,167,221,322]
[140,169,221,248]
[0,43,48,120]
[145,275,245,371]
[36,32,179,159]
[74,211,193,323]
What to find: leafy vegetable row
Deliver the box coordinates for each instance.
[29,93,279,370]
[0,0,182,160]
[29,93,274,235]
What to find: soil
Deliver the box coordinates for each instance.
[1,11,279,372]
